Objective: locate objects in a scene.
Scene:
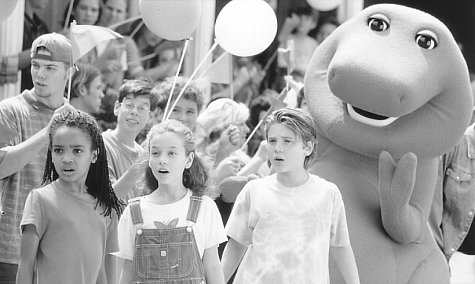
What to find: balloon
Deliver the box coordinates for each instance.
[138,0,202,41]
[215,0,277,57]
[0,0,18,23]
[306,0,341,11]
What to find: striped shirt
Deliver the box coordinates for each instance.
[0,90,61,264]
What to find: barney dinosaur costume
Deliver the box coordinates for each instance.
[305,4,473,284]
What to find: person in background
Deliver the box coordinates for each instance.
[429,122,475,283]
[62,0,102,28]
[131,21,182,82]
[95,0,143,91]
[61,0,105,73]
[16,110,122,284]
[246,94,273,157]
[0,0,50,91]
[195,98,254,196]
[0,33,75,283]
[222,108,360,284]
[315,17,340,44]
[102,79,158,202]
[114,119,226,284]
[277,5,319,82]
[156,76,204,134]
[210,46,265,105]
[68,62,104,114]
[136,76,204,150]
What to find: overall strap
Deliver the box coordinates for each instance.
[128,198,144,225]
[186,192,202,223]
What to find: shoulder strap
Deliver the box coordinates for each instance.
[128,199,143,225]
[186,192,202,223]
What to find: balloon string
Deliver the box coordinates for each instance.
[240,88,288,151]
[164,41,219,121]
[163,38,191,119]
[129,20,144,39]
[262,48,278,73]
[107,15,141,30]
[240,108,271,152]
[129,53,156,64]
[63,0,74,32]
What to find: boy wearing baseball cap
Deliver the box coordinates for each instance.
[0,33,76,282]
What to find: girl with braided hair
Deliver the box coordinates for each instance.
[16,110,123,283]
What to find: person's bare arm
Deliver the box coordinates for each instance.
[0,104,76,179]
[222,238,247,283]
[330,246,360,284]
[16,225,40,284]
[203,246,225,284]
[0,126,49,179]
[118,258,133,284]
[237,140,268,177]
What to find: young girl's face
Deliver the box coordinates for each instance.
[51,126,97,185]
[100,0,127,26]
[169,98,198,131]
[149,131,193,186]
[74,0,100,25]
[267,123,311,174]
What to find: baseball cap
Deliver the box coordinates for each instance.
[30,33,72,64]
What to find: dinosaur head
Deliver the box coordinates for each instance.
[304,4,473,159]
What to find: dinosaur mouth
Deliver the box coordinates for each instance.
[347,104,398,127]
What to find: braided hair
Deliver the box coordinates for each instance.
[42,110,124,216]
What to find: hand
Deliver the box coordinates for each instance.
[161,60,179,77]
[278,13,300,42]
[284,14,301,31]
[154,41,183,56]
[236,67,252,84]
[284,75,304,92]
[52,103,76,117]
[220,124,243,151]
[378,151,421,243]
[48,104,77,128]
[103,59,123,73]
[213,157,244,182]
[254,140,268,162]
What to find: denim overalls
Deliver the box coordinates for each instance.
[129,193,205,283]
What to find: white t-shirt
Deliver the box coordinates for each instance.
[114,190,227,260]
[226,173,351,284]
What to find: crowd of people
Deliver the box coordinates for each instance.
[0,0,474,283]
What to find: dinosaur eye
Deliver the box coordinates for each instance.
[368,14,390,32]
[415,30,438,49]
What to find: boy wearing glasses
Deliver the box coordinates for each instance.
[102,79,159,202]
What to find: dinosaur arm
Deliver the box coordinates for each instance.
[378,151,438,244]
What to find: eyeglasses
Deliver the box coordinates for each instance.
[120,101,150,114]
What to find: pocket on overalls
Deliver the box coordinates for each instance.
[136,241,194,279]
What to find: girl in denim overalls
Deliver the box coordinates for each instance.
[114,120,227,283]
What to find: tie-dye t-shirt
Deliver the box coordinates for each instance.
[225,173,351,283]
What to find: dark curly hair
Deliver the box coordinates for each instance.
[42,110,123,217]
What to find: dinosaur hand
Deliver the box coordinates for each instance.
[378,151,420,243]
[378,151,417,208]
